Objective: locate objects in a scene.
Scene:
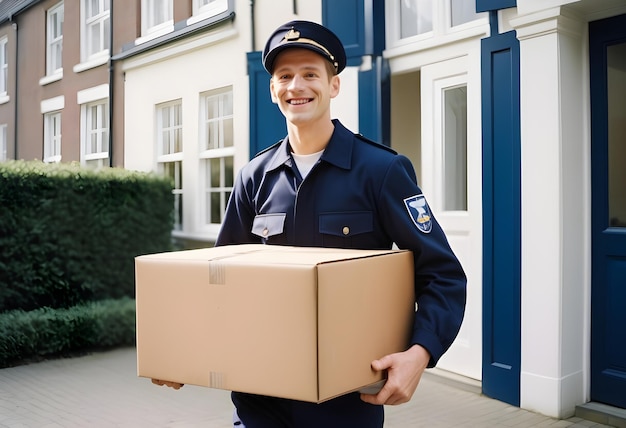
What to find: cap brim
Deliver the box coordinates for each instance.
[263,43,334,74]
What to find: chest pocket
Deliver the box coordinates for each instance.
[252,213,286,239]
[319,211,373,239]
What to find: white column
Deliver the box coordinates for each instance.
[512,7,589,418]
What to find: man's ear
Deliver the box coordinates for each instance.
[269,78,278,104]
[330,75,341,99]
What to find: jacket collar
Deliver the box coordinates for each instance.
[265,119,353,173]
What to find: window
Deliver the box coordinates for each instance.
[142,0,173,37]
[0,124,7,161]
[450,0,483,27]
[200,88,234,227]
[387,0,487,47]
[82,0,110,61]
[82,100,109,168]
[44,112,62,163]
[401,0,433,39]
[442,86,467,211]
[0,37,7,96]
[192,0,228,19]
[46,2,64,76]
[156,101,183,230]
[608,42,626,227]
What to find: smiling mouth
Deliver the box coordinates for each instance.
[288,98,313,105]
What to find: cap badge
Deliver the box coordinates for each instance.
[285,28,301,41]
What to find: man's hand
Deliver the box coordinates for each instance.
[360,344,430,405]
[151,379,184,390]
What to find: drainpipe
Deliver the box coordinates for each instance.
[249,0,255,51]
[9,18,18,159]
[107,1,114,167]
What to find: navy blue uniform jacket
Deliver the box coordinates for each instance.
[216,119,466,366]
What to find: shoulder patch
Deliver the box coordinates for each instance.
[355,133,397,155]
[404,194,433,234]
[253,140,284,158]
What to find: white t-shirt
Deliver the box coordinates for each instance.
[292,149,324,178]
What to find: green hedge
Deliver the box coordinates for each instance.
[0,297,136,368]
[0,161,174,312]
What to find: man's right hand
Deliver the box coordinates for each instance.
[151,379,184,390]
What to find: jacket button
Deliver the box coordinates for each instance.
[342,226,350,235]
[262,228,269,236]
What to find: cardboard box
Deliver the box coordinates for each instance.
[135,244,414,403]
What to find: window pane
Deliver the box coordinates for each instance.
[224,156,234,187]
[608,42,626,227]
[207,96,218,118]
[103,18,110,50]
[1,125,7,160]
[87,0,97,18]
[223,117,233,147]
[174,193,183,230]
[162,108,170,128]
[1,40,6,93]
[222,91,233,115]
[210,192,221,224]
[52,42,62,71]
[451,0,483,27]
[210,157,220,187]
[401,0,432,38]
[443,86,468,211]
[90,25,101,55]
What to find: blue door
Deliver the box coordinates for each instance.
[589,13,626,410]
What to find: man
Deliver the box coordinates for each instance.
[156,19,466,427]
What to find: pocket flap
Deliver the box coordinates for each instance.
[252,213,286,238]
[319,212,373,237]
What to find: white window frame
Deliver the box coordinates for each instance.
[0,37,8,98]
[81,0,110,63]
[199,87,234,234]
[78,85,109,168]
[46,2,64,77]
[188,0,229,25]
[82,100,109,168]
[0,124,7,161]
[385,0,487,50]
[156,100,183,231]
[140,0,173,40]
[44,111,62,163]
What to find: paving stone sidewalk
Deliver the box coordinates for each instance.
[0,347,615,427]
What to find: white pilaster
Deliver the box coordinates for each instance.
[512,7,589,418]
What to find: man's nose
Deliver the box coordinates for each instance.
[288,74,304,90]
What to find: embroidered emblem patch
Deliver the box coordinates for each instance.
[404,194,433,234]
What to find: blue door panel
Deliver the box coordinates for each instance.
[322,0,385,58]
[358,56,390,146]
[247,52,286,158]
[481,29,521,407]
[476,0,516,12]
[606,257,626,364]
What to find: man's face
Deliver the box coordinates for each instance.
[270,48,340,128]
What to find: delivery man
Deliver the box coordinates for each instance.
[155,20,466,428]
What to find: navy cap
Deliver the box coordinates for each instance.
[262,20,347,75]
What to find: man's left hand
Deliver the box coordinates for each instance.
[360,344,430,405]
